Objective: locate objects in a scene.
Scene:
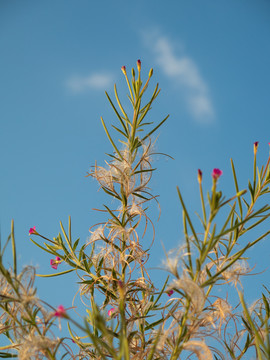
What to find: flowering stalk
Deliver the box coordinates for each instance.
[2,62,270,359]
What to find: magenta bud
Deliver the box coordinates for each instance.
[137,59,141,71]
[197,169,202,184]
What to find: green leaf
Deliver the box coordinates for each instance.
[145,318,164,331]
[111,124,128,138]
[102,237,121,252]
[100,186,121,200]
[30,239,55,256]
[146,327,162,360]
[1,234,11,259]
[141,114,169,143]
[60,221,73,255]
[10,220,16,277]
[133,168,156,175]
[82,252,90,273]
[231,158,243,219]
[137,86,160,126]
[248,180,254,202]
[243,333,252,353]
[103,205,122,226]
[262,293,270,318]
[114,84,130,124]
[177,186,200,246]
[105,91,129,136]
[0,352,18,358]
[101,117,123,160]
[105,152,122,161]
[36,269,75,277]
[132,192,150,201]
[219,203,236,236]
[72,238,80,251]
[68,215,72,245]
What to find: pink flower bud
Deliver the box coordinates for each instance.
[254,141,259,155]
[54,305,66,317]
[212,168,223,180]
[108,307,116,317]
[121,66,126,75]
[167,290,174,296]
[137,59,141,72]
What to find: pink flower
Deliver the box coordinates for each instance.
[54,305,66,317]
[167,290,174,297]
[50,256,61,270]
[197,169,202,184]
[121,66,126,75]
[212,168,223,180]
[108,308,116,317]
[29,226,37,235]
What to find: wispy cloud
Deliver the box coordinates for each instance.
[66,72,114,93]
[143,31,215,123]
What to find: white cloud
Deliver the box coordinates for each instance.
[66,72,114,93]
[143,32,215,123]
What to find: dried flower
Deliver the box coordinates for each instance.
[212,298,232,325]
[50,256,62,270]
[183,340,213,360]
[93,166,114,190]
[54,305,66,318]
[18,335,58,360]
[129,203,143,217]
[221,260,251,286]
[88,226,104,244]
[171,278,205,313]
[212,168,223,180]
[29,226,37,235]
[163,246,189,278]
[163,255,179,277]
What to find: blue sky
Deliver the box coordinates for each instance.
[1,0,270,337]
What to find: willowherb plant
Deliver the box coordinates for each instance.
[1,61,270,359]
